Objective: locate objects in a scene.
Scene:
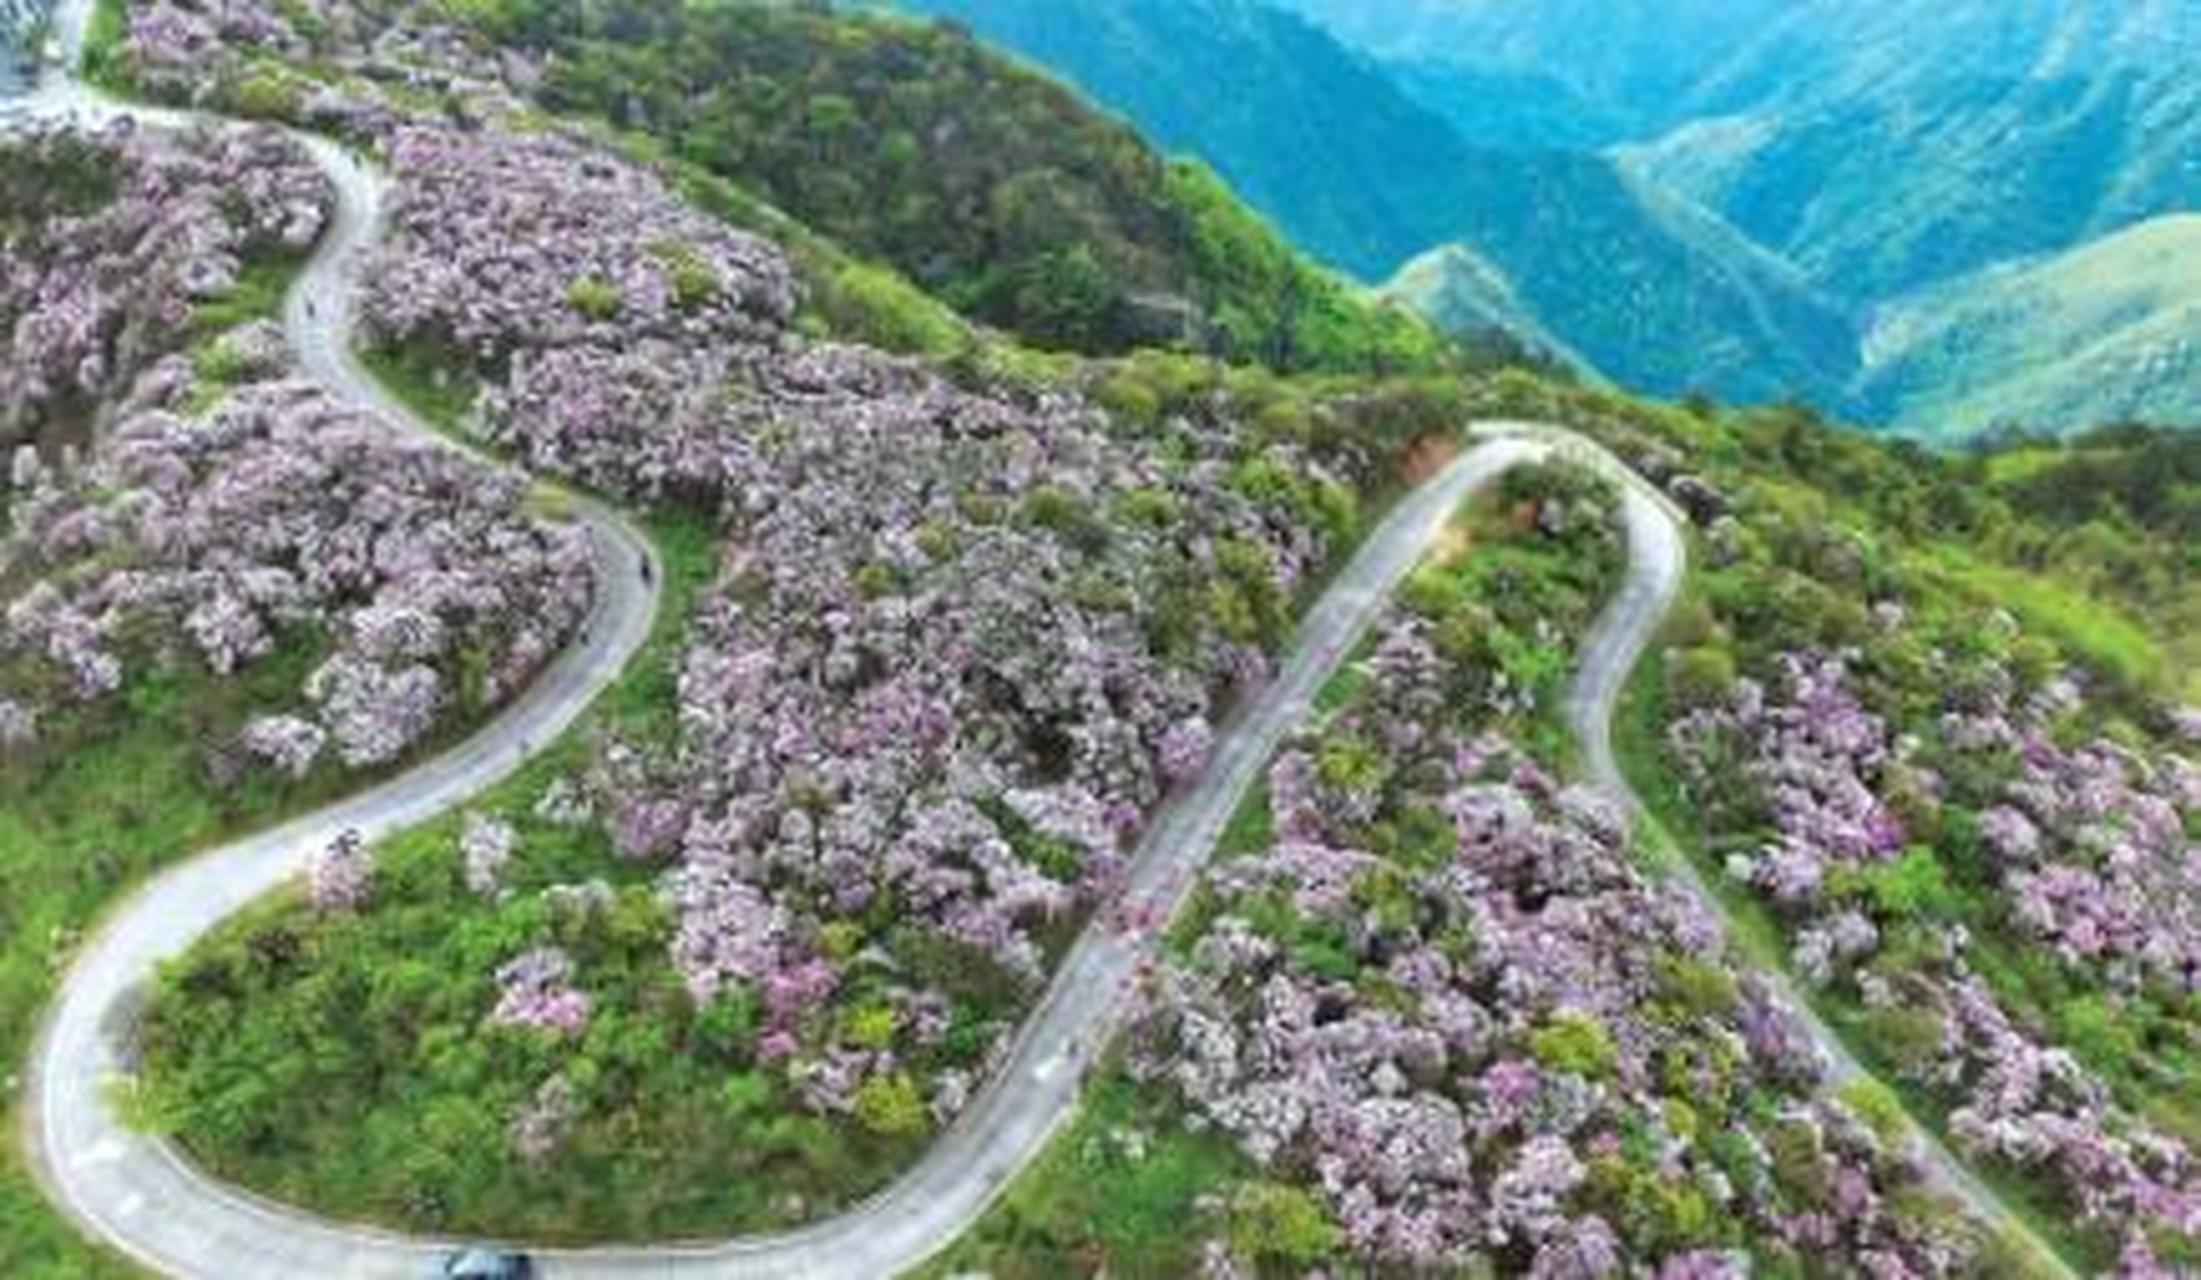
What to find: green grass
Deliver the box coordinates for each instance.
[1913,547,2169,696]
[361,340,486,438]
[913,1070,1248,1280]
[189,252,310,338]
[77,0,130,91]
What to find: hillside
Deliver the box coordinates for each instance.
[1860,216,2201,437]
[10,0,2201,1273]
[1376,243,1582,370]
[1274,0,1787,135]
[1379,56,1627,154]
[891,0,1858,408]
[478,0,1446,375]
[1288,0,2201,301]
[1655,0,2201,298]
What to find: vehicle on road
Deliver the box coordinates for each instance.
[439,1249,535,1280]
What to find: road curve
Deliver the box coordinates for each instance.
[11,10,659,1279]
[11,6,2067,1277]
[1537,430,2073,1277]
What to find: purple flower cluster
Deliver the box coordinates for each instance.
[1669,639,2201,1260]
[308,828,372,912]
[1131,617,1972,1274]
[1,118,328,448]
[2,375,593,772]
[488,946,592,1038]
[1670,652,1912,909]
[1990,733,2201,989]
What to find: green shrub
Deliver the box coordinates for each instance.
[1666,645,1738,712]
[565,276,623,322]
[1227,1181,1340,1267]
[229,72,303,122]
[1532,1010,1619,1080]
[1837,1078,1911,1147]
[852,1072,929,1137]
[822,262,965,358]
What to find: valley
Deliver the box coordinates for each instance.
[922,0,2201,438]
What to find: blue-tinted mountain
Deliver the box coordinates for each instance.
[891,0,1858,407]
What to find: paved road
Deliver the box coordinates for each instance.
[12,5,2070,1277]
[1543,431,2073,1279]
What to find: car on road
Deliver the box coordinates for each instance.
[438,1249,536,1280]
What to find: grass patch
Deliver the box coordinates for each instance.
[361,340,486,437]
[1913,547,2167,695]
[190,251,308,338]
[914,1070,1247,1280]
[77,0,130,91]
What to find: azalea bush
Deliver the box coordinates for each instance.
[1653,480,2201,1271]
[1,118,327,452]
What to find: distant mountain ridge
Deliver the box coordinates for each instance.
[893,0,1858,409]
[896,0,2201,435]
[1284,0,2201,435]
[1860,215,2201,437]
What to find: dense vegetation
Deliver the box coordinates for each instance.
[895,0,1859,411]
[931,459,2029,1277]
[423,0,1449,376]
[8,0,2198,1274]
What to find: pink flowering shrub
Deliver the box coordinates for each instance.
[2,376,593,775]
[1,119,329,449]
[488,946,592,1037]
[1131,617,1981,1274]
[1667,622,2201,1264]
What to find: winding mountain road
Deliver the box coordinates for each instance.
[11,4,2070,1276]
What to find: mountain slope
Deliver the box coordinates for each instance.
[1377,244,1583,371]
[1273,0,1789,134]
[1862,215,2201,436]
[1284,0,2201,433]
[889,0,1479,282]
[1296,0,2201,303]
[486,0,1445,374]
[891,0,1857,406]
